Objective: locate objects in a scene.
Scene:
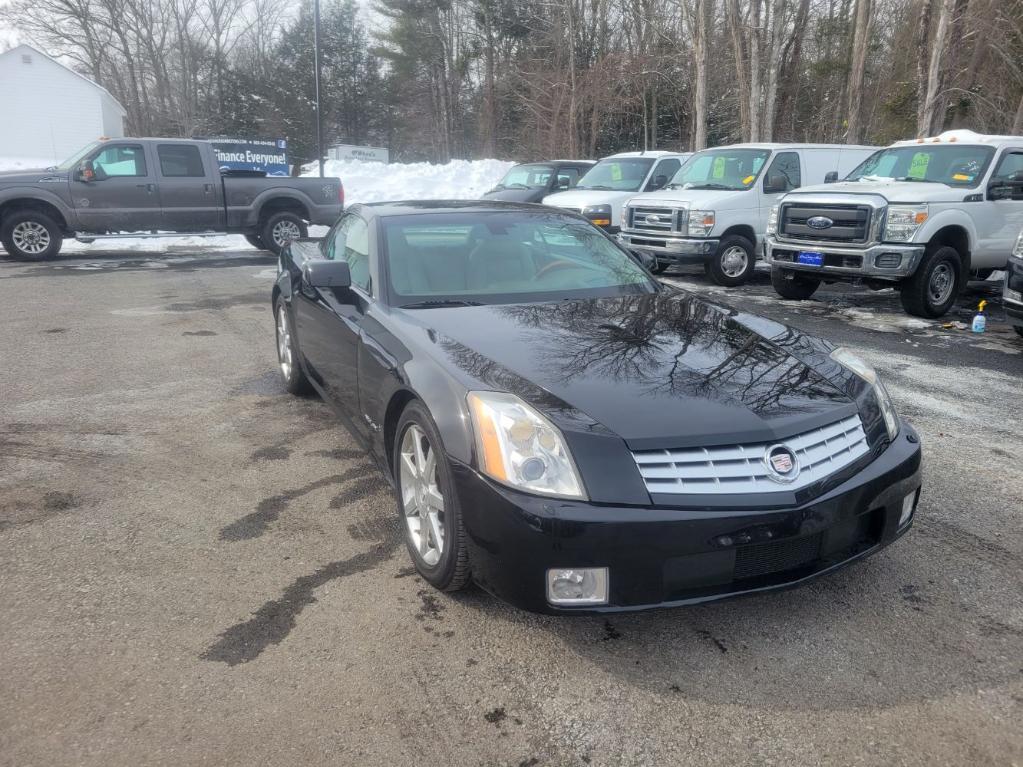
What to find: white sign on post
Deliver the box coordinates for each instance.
[327,144,390,163]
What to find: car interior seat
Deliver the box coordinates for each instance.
[466,239,537,290]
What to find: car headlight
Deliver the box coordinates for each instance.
[830,347,899,441]
[582,204,612,228]
[687,209,715,237]
[1011,230,1023,262]
[766,204,779,236]
[883,204,928,242]
[467,391,586,499]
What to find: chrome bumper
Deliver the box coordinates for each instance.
[765,236,925,279]
[617,232,719,262]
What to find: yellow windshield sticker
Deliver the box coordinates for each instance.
[742,175,755,185]
[952,173,970,181]
[610,164,622,181]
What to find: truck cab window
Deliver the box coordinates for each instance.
[158,145,206,177]
[765,152,801,191]
[92,145,147,177]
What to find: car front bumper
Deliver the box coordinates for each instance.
[765,236,925,280]
[617,232,719,263]
[453,424,922,614]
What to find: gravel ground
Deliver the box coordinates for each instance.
[1,249,1020,767]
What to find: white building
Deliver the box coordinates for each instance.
[0,44,126,164]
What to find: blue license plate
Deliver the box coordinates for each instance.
[797,251,824,267]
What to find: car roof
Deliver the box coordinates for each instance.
[692,142,879,151]
[508,159,595,167]
[352,200,584,219]
[890,129,1023,147]
[604,150,690,159]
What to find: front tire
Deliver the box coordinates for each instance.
[261,212,307,256]
[274,297,313,395]
[706,234,756,286]
[394,401,470,592]
[771,267,821,300]
[1,209,63,261]
[899,245,962,318]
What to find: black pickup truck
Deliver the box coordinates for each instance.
[0,138,343,260]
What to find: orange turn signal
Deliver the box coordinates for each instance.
[468,393,507,481]
[590,218,611,227]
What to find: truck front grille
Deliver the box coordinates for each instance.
[631,414,869,495]
[627,205,684,234]
[780,203,871,243]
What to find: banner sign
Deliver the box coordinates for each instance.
[328,144,389,163]
[210,138,289,176]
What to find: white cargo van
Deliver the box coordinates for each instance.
[765,130,1023,317]
[617,143,877,284]
[542,151,691,233]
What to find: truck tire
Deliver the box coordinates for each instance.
[899,245,962,318]
[245,234,268,251]
[706,234,756,286]
[771,267,821,300]
[1,209,63,261]
[261,212,307,256]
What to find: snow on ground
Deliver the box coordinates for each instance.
[0,155,513,254]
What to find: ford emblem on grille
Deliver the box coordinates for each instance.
[645,214,663,224]
[807,216,834,230]
[764,444,800,483]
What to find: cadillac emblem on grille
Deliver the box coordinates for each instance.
[807,216,834,229]
[764,444,800,483]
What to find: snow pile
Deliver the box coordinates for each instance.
[303,157,514,205]
[0,157,59,171]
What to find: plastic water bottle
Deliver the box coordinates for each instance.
[971,300,987,333]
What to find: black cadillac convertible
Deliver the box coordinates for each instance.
[272,201,922,613]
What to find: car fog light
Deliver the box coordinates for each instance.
[547,567,609,605]
[899,491,918,528]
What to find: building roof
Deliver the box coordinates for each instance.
[1,44,127,117]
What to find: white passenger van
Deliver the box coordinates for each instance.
[618,143,877,284]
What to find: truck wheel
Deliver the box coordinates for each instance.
[899,245,962,318]
[262,212,307,256]
[706,235,755,286]
[245,234,268,251]
[1,209,63,261]
[771,267,821,300]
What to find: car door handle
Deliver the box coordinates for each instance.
[135,183,156,193]
[203,183,214,193]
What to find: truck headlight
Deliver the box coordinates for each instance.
[1012,230,1023,261]
[582,204,612,228]
[883,204,929,242]
[687,209,715,237]
[830,348,899,441]
[467,391,586,499]
[766,205,779,236]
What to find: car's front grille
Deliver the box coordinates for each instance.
[631,414,869,495]
[780,203,871,243]
[627,205,684,234]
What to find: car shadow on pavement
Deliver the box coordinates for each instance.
[3,249,273,277]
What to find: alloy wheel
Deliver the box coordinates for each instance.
[272,220,302,248]
[276,305,293,380]
[12,221,50,255]
[399,424,445,566]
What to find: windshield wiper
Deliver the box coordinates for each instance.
[688,183,738,190]
[400,299,484,309]
[578,184,613,191]
[895,177,941,183]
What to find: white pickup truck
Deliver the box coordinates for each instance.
[618,143,877,284]
[765,130,1023,317]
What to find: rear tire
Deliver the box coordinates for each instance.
[899,245,962,318]
[261,212,307,256]
[706,234,756,286]
[393,401,470,592]
[274,297,313,396]
[771,267,821,300]
[245,234,268,251]
[1,209,63,261]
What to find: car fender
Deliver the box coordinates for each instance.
[915,208,977,254]
[243,187,314,227]
[0,186,77,230]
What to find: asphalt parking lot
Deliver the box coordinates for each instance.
[1,248,1021,766]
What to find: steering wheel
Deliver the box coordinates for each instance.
[534,259,580,280]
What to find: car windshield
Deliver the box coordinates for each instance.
[54,142,102,171]
[575,158,655,191]
[383,211,657,307]
[494,164,555,190]
[668,148,771,190]
[845,145,995,187]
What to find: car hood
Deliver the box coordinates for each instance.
[542,189,637,209]
[626,188,751,210]
[481,188,547,203]
[408,289,862,449]
[0,168,64,184]
[791,180,968,204]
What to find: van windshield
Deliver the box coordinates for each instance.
[669,149,771,191]
[846,145,994,187]
[575,158,655,192]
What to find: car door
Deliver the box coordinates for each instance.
[983,149,1023,266]
[760,151,801,237]
[292,213,373,426]
[155,143,224,231]
[69,142,159,232]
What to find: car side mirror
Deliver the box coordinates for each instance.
[77,160,96,182]
[764,173,788,194]
[989,181,1018,200]
[556,176,571,189]
[648,174,669,191]
[824,171,839,183]
[303,259,351,288]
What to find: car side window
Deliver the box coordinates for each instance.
[157,145,206,177]
[765,152,801,191]
[991,152,1023,201]
[325,215,371,293]
[92,145,147,177]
